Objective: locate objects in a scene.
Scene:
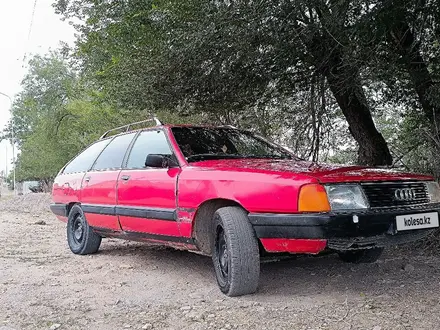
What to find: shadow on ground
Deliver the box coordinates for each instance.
[96,240,440,303]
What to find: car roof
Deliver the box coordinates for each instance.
[101,124,238,140]
[165,124,237,129]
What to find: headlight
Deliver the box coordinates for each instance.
[426,181,440,203]
[324,184,369,210]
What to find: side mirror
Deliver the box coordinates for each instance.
[145,154,178,168]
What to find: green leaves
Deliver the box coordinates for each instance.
[46,0,440,170]
[8,52,142,182]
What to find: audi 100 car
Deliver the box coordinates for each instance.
[50,118,440,296]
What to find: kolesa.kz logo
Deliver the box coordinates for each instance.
[403,215,431,227]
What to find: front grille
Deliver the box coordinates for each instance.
[361,182,429,208]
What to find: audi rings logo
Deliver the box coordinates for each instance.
[394,188,416,201]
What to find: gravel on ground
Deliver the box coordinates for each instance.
[1,193,439,330]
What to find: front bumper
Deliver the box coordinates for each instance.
[249,203,440,252]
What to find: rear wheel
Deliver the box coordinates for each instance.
[67,204,101,255]
[337,247,384,264]
[211,206,260,297]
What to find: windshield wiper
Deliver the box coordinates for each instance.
[186,153,244,162]
[241,155,292,160]
[186,153,292,162]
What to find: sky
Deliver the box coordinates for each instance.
[0,0,75,177]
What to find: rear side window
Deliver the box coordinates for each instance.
[92,133,136,170]
[63,139,110,174]
[126,130,173,169]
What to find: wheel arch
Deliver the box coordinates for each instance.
[192,198,248,255]
[66,202,79,216]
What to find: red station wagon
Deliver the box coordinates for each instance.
[51,117,440,296]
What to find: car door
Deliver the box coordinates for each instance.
[117,129,181,239]
[80,132,137,231]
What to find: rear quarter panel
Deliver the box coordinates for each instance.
[52,172,85,221]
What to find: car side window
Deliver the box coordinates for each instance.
[92,133,136,171]
[63,139,110,174]
[126,130,173,169]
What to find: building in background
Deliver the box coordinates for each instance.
[15,181,40,195]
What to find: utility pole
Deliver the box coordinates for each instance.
[0,92,15,195]
[5,145,7,178]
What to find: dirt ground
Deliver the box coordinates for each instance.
[1,194,440,330]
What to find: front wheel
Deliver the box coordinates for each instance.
[337,247,384,264]
[67,204,102,255]
[211,206,260,297]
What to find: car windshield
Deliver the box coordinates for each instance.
[171,127,294,162]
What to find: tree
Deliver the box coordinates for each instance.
[373,0,440,131]
[353,0,440,175]
[2,52,142,184]
[1,52,78,146]
[54,0,393,165]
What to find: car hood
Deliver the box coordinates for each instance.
[190,158,433,183]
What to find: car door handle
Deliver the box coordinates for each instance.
[121,175,130,181]
[84,176,91,183]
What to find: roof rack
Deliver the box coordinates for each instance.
[100,115,163,140]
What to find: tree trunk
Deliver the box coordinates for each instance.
[322,53,392,166]
[389,21,440,130]
[304,2,392,166]
[41,179,53,193]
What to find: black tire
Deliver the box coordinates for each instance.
[211,206,260,297]
[337,247,384,264]
[67,204,101,255]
